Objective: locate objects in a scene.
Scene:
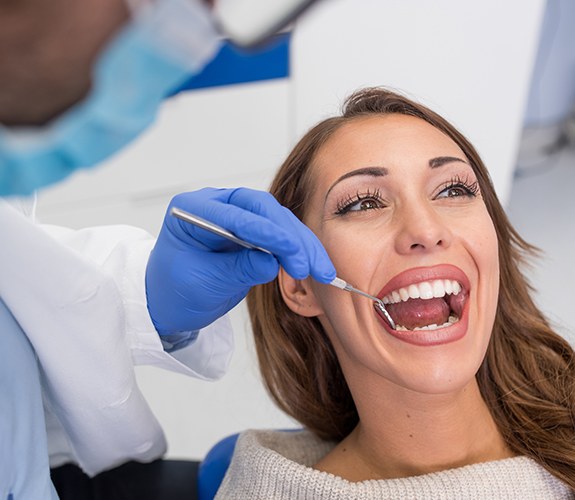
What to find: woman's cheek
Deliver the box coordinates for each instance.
[320,225,372,269]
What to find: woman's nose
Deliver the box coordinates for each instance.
[393,203,453,255]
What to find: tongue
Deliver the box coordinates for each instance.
[386,298,450,330]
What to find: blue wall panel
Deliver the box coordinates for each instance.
[172,33,290,94]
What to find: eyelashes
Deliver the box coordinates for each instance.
[334,175,480,216]
[335,188,385,215]
[436,175,480,199]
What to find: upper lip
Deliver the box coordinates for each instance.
[377,265,470,300]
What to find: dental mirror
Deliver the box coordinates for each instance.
[212,0,322,48]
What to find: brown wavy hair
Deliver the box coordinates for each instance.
[247,87,575,489]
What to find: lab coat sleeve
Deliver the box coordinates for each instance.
[0,204,165,476]
[40,223,234,380]
[0,202,234,475]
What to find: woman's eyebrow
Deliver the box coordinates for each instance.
[325,166,388,200]
[429,156,468,168]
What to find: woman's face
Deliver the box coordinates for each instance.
[296,114,499,395]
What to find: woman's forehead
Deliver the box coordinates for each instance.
[310,114,465,183]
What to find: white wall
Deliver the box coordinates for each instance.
[292,0,545,205]
[507,147,575,347]
[36,0,546,460]
[508,0,575,347]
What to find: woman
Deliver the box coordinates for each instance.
[217,88,575,498]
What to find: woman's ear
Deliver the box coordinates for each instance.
[278,267,324,317]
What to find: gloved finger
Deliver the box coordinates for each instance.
[169,188,336,282]
[194,199,334,282]
[276,206,336,284]
[170,196,299,255]
[234,248,280,286]
[179,247,280,292]
[226,189,335,283]
[173,188,300,245]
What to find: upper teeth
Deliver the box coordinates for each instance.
[382,279,461,305]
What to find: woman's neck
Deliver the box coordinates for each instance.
[314,380,515,481]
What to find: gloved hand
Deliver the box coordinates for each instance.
[146,187,336,335]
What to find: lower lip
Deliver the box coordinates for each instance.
[375,300,469,347]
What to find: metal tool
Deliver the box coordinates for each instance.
[329,277,396,329]
[171,206,396,329]
[171,206,272,254]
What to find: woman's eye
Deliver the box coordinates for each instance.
[437,185,471,198]
[436,177,479,200]
[335,191,385,215]
[352,198,381,211]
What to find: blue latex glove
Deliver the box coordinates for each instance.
[146,187,336,335]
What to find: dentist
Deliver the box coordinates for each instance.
[0,0,334,498]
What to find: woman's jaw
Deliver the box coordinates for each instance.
[374,264,470,347]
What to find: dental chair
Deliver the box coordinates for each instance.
[51,433,239,500]
[51,459,201,500]
[51,431,239,500]
[197,429,301,499]
[197,433,240,500]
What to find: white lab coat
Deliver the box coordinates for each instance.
[0,198,234,476]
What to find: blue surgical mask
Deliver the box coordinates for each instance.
[0,0,222,196]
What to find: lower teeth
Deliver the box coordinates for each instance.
[395,314,459,332]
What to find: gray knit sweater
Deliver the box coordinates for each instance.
[215,429,573,499]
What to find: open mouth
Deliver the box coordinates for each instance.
[381,279,467,331]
